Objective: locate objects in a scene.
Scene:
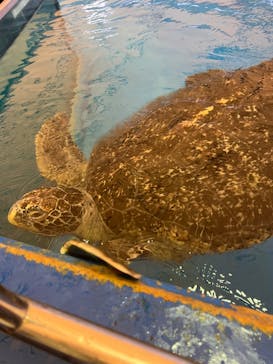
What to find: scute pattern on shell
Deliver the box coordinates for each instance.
[86,59,273,257]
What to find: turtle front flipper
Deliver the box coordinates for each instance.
[35,113,88,188]
[60,239,141,279]
[60,237,195,277]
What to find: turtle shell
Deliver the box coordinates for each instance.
[85,59,273,257]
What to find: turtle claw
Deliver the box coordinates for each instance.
[60,239,141,280]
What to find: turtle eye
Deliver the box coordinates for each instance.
[25,206,44,219]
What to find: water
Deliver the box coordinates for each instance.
[1,0,273,311]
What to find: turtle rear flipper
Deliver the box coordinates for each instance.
[35,113,88,188]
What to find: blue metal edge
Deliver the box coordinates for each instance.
[0,235,272,363]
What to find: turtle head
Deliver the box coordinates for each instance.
[8,186,113,241]
[8,186,89,236]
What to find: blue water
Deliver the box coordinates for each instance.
[63,0,273,155]
[1,0,273,311]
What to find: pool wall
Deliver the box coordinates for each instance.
[0,236,272,363]
[0,0,45,57]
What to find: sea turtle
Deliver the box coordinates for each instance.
[8,58,273,265]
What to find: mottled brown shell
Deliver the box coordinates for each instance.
[86,59,273,257]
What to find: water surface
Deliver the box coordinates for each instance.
[1,0,273,311]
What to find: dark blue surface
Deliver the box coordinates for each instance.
[0,237,273,363]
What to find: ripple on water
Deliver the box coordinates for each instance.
[1,0,273,308]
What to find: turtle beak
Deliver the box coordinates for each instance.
[8,202,34,230]
[8,204,20,226]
